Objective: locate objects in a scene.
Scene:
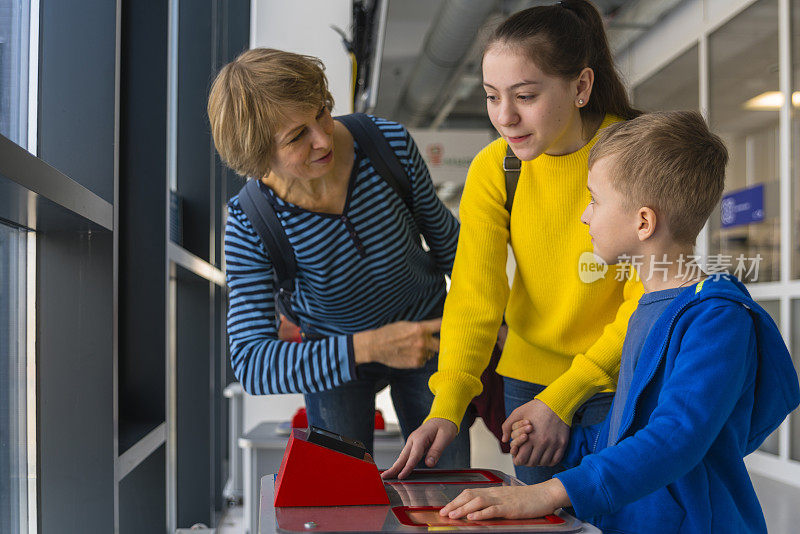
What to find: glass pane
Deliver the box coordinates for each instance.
[633,45,699,112]
[757,299,781,454]
[792,300,800,461]
[708,0,780,283]
[793,0,800,279]
[0,0,31,147]
[0,223,27,534]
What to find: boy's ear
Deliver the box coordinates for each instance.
[637,207,657,241]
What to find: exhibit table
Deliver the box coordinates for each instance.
[258,468,601,533]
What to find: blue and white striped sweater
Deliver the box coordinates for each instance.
[225,117,459,395]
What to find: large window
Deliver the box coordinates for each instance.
[708,0,780,283]
[0,0,32,149]
[793,0,800,279]
[756,299,781,455]
[622,0,800,491]
[793,299,800,461]
[792,0,800,463]
[1,2,33,531]
[633,45,699,113]
[0,223,30,534]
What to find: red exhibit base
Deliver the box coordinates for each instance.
[273,428,390,507]
[393,506,566,527]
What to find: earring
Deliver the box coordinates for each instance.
[577,99,585,106]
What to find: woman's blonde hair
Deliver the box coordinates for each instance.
[207,48,334,178]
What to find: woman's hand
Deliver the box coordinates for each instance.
[502,399,570,467]
[353,318,442,368]
[439,478,570,521]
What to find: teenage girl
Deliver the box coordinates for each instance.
[383,0,642,485]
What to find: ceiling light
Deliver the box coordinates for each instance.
[743,91,800,110]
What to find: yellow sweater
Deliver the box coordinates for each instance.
[428,115,643,428]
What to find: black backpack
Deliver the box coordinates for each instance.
[237,113,414,329]
[237,113,521,329]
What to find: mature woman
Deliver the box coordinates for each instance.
[208,48,469,463]
[384,0,643,483]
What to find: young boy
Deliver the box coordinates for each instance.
[439,111,800,533]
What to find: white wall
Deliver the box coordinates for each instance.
[251,0,354,115]
[408,128,494,186]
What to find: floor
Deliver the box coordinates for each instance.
[218,420,800,533]
[750,473,800,533]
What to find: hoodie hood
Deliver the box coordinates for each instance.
[689,276,800,451]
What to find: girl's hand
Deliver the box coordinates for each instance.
[352,318,442,368]
[381,418,457,479]
[439,479,571,521]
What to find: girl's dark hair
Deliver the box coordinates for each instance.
[487,0,640,122]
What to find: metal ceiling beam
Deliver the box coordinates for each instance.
[607,0,685,54]
[396,0,498,127]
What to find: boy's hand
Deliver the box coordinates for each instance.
[508,420,532,456]
[439,478,570,521]
[502,399,569,467]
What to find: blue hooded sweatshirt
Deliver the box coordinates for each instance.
[555,275,800,534]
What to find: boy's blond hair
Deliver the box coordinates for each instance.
[589,110,728,245]
[207,48,334,178]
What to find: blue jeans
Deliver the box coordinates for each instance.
[503,377,613,485]
[304,356,471,468]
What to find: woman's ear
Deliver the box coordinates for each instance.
[637,207,657,241]
[575,67,595,107]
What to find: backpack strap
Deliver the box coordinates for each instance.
[503,144,521,214]
[237,179,300,326]
[336,113,413,212]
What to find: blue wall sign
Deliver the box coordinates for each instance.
[720,184,764,229]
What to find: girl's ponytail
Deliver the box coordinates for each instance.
[560,0,639,120]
